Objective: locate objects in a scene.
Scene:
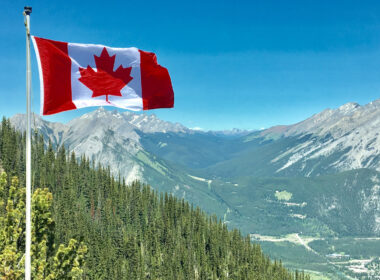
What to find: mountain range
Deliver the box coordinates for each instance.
[10,100,380,238]
[10,99,380,278]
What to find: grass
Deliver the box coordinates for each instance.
[257,237,380,280]
[275,190,293,201]
[136,150,168,176]
[309,238,380,258]
[306,271,332,280]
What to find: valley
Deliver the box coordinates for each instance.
[10,99,380,279]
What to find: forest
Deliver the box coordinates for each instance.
[0,117,310,279]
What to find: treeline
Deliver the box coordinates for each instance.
[0,117,310,279]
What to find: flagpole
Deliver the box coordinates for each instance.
[23,6,32,280]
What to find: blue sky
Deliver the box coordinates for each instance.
[1,0,380,130]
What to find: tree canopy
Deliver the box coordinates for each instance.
[0,117,309,279]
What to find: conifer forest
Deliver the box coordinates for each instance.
[0,118,310,279]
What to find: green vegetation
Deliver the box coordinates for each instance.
[275,190,293,201]
[0,173,87,279]
[309,238,380,259]
[135,150,168,175]
[257,237,380,279]
[206,171,380,237]
[0,117,310,279]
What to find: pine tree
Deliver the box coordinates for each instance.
[0,118,310,280]
[0,172,87,279]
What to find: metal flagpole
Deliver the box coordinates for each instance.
[23,6,32,280]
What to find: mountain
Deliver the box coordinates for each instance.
[10,101,380,236]
[205,128,254,138]
[10,100,380,278]
[168,100,380,179]
[10,109,233,219]
[11,108,188,183]
[0,120,306,280]
[242,100,380,176]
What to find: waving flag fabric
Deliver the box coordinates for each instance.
[32,36,174,115]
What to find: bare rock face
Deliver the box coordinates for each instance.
[261,100,380,175]
[10,108,188,184]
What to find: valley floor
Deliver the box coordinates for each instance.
[252,234,380,279]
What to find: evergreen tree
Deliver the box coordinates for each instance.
[0,118,310,280]
[0,172,87,279]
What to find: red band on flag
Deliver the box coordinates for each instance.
[33,37,76,115]
[139,50,174,110]
[32,37,174,114]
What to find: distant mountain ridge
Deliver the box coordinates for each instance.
[9,99,380,238]
[203,99,380,178]
[261,100,380,173]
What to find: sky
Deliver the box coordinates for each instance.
[1,0,380,130]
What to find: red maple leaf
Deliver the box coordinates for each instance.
[79,47,133,103]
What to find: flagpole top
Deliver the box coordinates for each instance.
[24,6,32,15]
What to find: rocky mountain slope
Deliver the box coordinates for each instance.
[9,100,380,237]
[194,99,380,179]
[260,100,380,175]
[11,108,189,184]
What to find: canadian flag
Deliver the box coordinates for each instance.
[32,36,174,115]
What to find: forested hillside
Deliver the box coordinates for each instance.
[0,117,309,279]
